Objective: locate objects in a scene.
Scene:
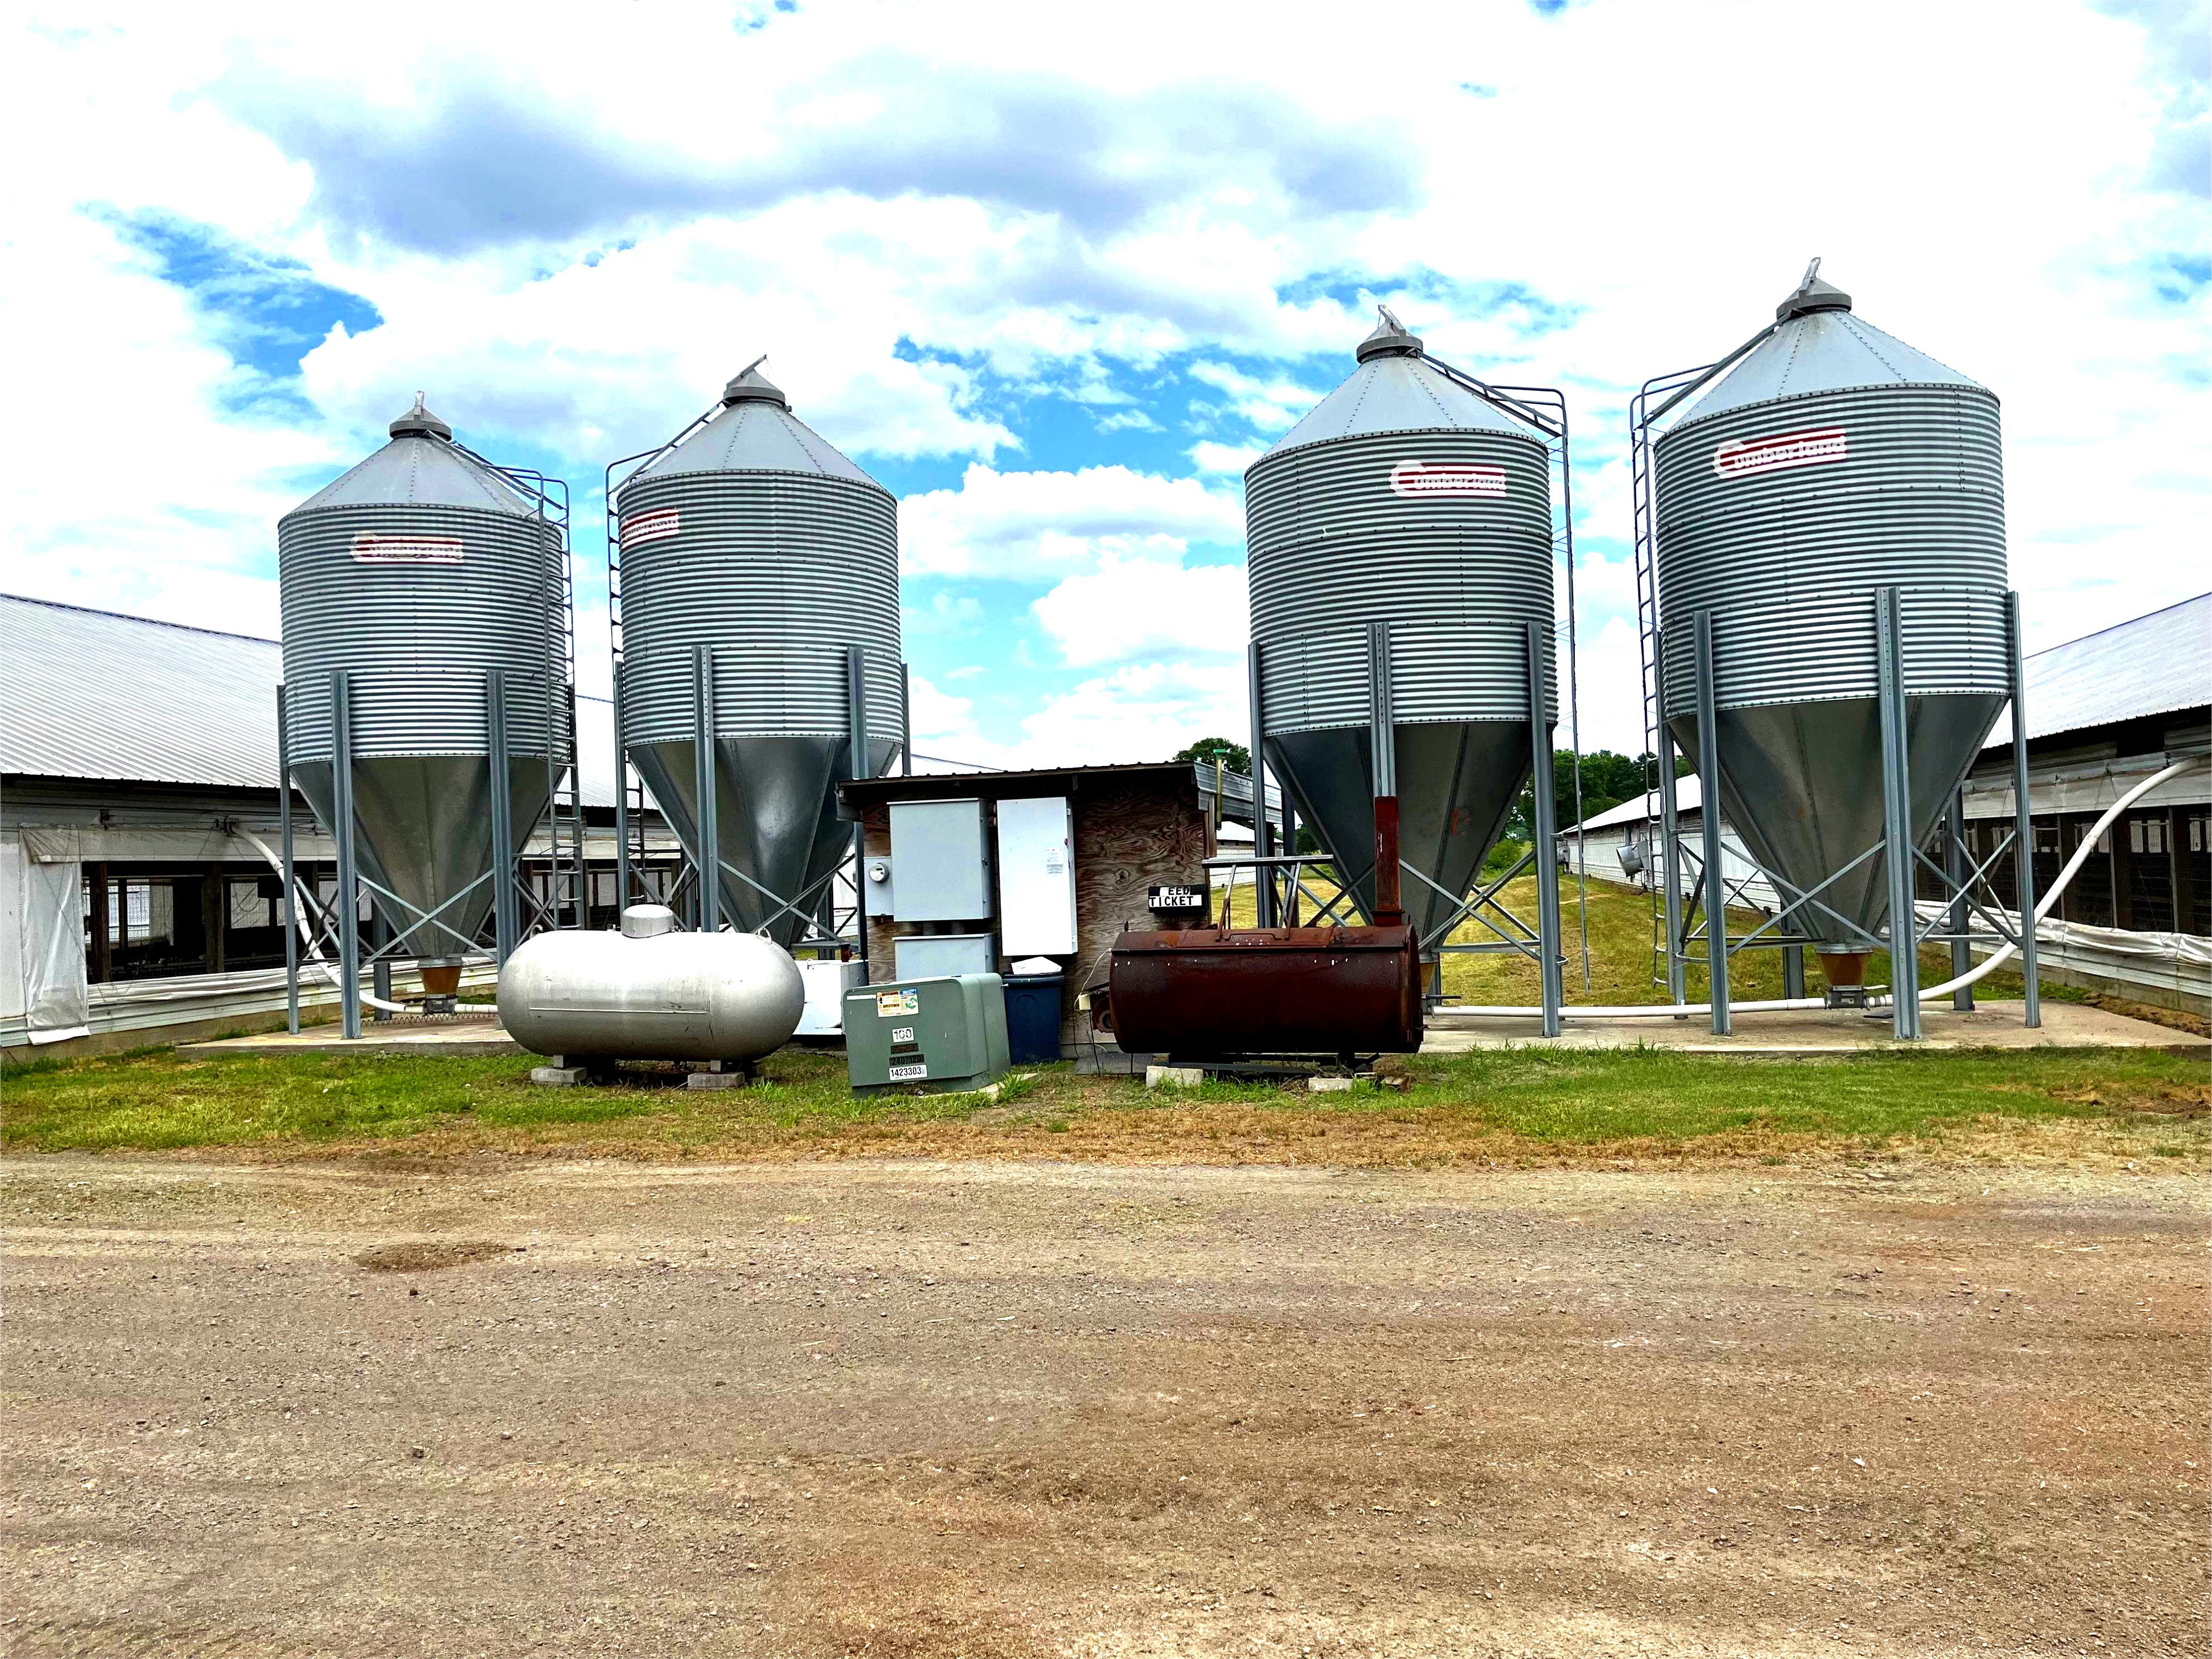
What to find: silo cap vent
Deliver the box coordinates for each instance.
[722,356,790,409]
[388,393,453,441]
[1776,257,1853,321]
[1354,304,1425,363]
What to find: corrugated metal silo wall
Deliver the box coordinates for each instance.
[1246,428,1557,731]
[1653,384,2010,714]
[279,504,572,761]
[614,471,902,747]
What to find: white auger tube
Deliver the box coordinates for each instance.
[231,824,412,1014]
[1449,757,2203,1020]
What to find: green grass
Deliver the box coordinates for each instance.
[2,1041,2201,1166]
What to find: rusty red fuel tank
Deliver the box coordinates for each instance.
[1107,795,1423,1059]
[1108,920,1423,1058]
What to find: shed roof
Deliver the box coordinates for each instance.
[0,593,619,807]
[1982,592,2211,750]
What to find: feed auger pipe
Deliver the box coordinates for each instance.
[231,823,411,1014]
[1449,758,2203,1020]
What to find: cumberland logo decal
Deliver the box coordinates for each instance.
[1389,460,1507,498]
[1712,426,1848,480]
[620,508,681,548]
[350,534,463,565]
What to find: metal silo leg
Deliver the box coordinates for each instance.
[1249,641,1274,929]
[488,668,517,967]
[332,669,361,1041]
[1876,589,1921,1040]
[1527,622,1563,1037]
[1947,789,1974,1012]
[279,685,299,1035]
[693,644,719,935]
[1693,612,1730,1036]
[2007,593,2041,1028]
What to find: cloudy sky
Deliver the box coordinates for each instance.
[7,0,2204,768]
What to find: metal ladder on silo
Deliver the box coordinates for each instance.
[1630,390,1671,990]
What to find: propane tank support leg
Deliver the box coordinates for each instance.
[488,668,518,967]
[1947,787,1974,1012]
[2007,591,2041,1027]
[693,644,719,935]
[331,669,361,1041]
[1527,621,1562,1037]
[278,685,298,1035]
[1876,588,1921,1040]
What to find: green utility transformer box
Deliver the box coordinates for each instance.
[843,973,1010,1095]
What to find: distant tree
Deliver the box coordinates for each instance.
[1503,748,1681,840]
[1173,737,1250,776]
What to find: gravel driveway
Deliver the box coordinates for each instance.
[4,1156,2204,1656]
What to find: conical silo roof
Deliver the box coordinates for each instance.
[1257,308,1526,463]
[288,397,538,518]
[633,359,884,487]
[1670,280,1984,430]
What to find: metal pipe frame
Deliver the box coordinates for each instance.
[2007,591,2042,1027]
[692,644,720,934]
[847,644,872,973]
[1526,620,1563,1036]
[1248,640,1275,927]
[487,668,519,966]
[279,685,299,1034]
[1947,789,1974,1012]
[1692,612,1730,1036]
[1875,587,1922,1039]
[330,669,361,1041]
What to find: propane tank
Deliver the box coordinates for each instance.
[497,905,805,1062]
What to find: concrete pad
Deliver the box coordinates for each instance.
[1306,1076,1355,1093]
[685,1070,749,1091]
[1421,998,2205,1057]
[531,1065,587,1087]
[178,1021,519,1059]
[1145,1064,1206,1090]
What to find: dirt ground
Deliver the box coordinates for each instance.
[3,1155,2205,1657]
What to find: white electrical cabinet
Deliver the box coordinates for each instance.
[995,795,1076,956]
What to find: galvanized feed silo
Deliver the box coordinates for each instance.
[613,362,901,945]
[279,397,572,966]
[1244,311,1556,939]
[1652,269,2008,968]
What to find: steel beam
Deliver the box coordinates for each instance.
[1692,612,1729,1035]
[1656,670,1687,1007]
[278,685,298,1034]
[2007,591,2041,1027]
[1527,622,1563,1037]
[488,668,518,966]
[331,669,361,1040]
[848,645,872,971]
[612,660,632,911]
[1947,787,1974,1012]
[693,644,719,934]
[1876,588,1921,1039]
[1248,641,1275,927]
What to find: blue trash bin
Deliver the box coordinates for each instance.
[1002,973,1064,1065]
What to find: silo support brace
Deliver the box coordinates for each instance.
[1526,622,1562,1038]
[1655,650,1688,1006]
[1692,613,1729,1036]
[331,669,361,1041]
[693,645,720,935]
[612,663,632,910]
[278,685,299,1035]
[488,669,518,967]
[1875,588,1922,1040]
[1946,790,1974,1012]
[848,646,872,971]
[1248,642,1275,928]
[2007,592,2041,1027]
